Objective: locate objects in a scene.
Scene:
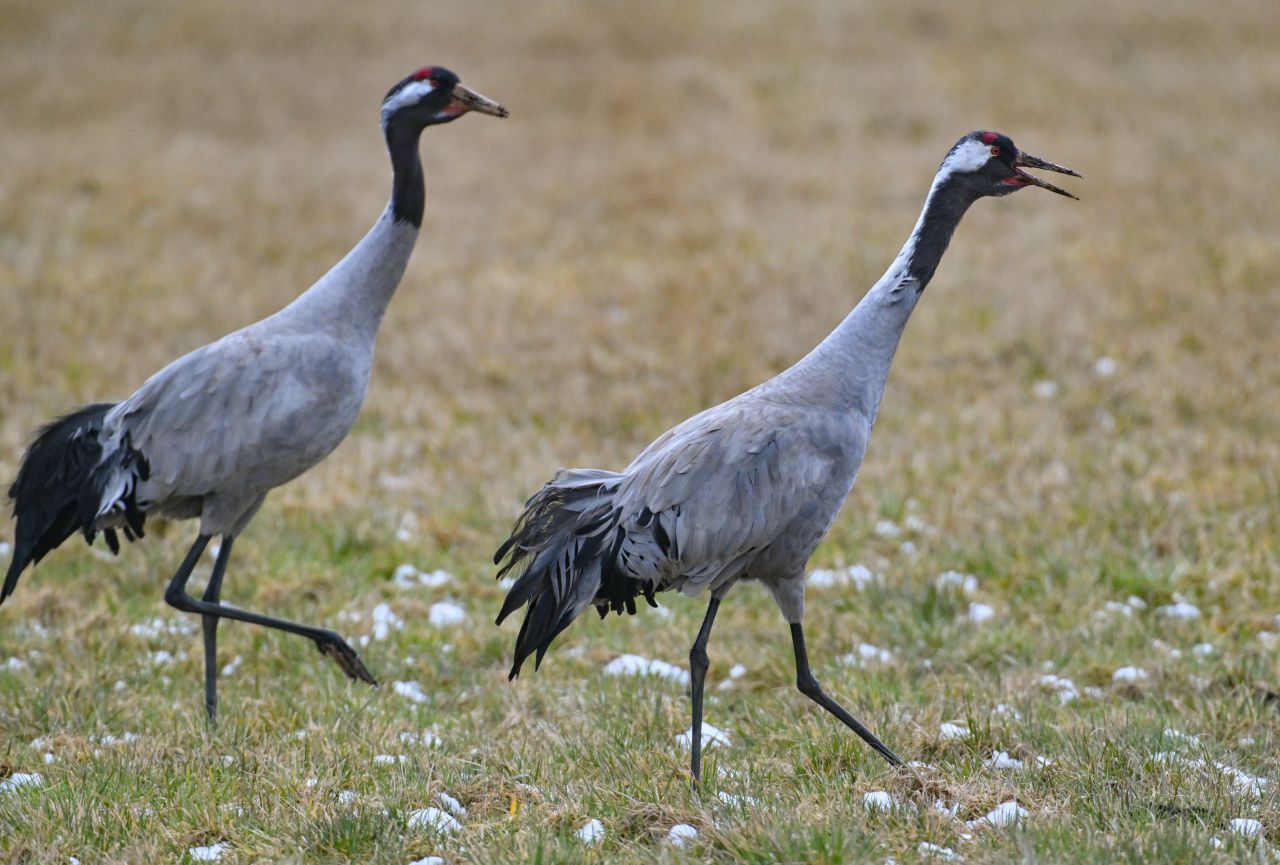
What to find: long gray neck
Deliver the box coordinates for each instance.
[780,170,977,416]
[273,121,425,339]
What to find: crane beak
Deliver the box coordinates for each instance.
[446,84,509,119]
[1008,150,1080,199]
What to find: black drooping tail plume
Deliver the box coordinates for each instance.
[494,468,638,679]
[3,402,149,603]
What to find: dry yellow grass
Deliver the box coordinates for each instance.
[1,1,1279,862]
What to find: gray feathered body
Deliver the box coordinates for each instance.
[495,149,976,677]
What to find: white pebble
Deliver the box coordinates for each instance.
[221,655,243,677]
[1156,601,1201,621]
[935,571,978,594]
[676,723,730,749]
[939,722,970,741]
[1038,674,1079,703]
[0,772,42,792]
[336,790,358,805]
[187,843,228,862]
[428,602,467,628]
[393,681,429,703]
[576,818,605,845]
[728,663,747,679]
[974,800,1028,828]
[409,858,445,865]
[1229,818,1263,838]
[373,754,408,765]
[667,823,699,847]
[985,750,1023,769]
[4,656,27,671]
[369,603,405,641]
[1192,643,1215,657]
[1094,357,1117,377]
[841,643,894,667]
[1032,379,1059,400]
[1112,666,1149,684]
[863,791,895,811]
[917,841,961,860]
[602,654,690,686]
[400,730,442,748]
[0,541,10,558]
[967,602,995,624]
[408,807,461,833]
[149,651,174,666]
[437,792,466,816]
[809,564,878,589]
[874,519,902,538]
[992,703,1022,720]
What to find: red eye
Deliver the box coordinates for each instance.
[990,146,1001,156]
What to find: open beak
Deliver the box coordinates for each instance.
[1010,150,1080,199]
[446,84,509,119]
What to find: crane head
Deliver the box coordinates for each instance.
[940,131,1079,200]
[381,66,509,130]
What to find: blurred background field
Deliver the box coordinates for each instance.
[1,0,1278,862]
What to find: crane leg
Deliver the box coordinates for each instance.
[200,536,235,725]
[164,535,378,693]
[688,596,721,791]
[789,622,903,767]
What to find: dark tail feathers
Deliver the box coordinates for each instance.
[494,468,638,679]
[3,402,148,603]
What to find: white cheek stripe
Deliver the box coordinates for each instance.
[939,138,990,178]
[381,79,437,123]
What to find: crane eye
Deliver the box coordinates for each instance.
[990,145,1001,156]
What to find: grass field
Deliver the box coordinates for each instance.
[2,0,1279,862]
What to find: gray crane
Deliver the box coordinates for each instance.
[495,131,1078,783]
[3,66,507,722]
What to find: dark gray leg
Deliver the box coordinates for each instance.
[790,622,903,767]
[164,535,377,696]
[201,536,235,725]
[688,596,721,789]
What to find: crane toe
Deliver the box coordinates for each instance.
[313,631,378,685]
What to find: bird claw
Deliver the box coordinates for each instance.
[313,631,378,685]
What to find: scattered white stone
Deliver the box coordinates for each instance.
[985,750,1024,769]
[400,730,442,748]
[187,843,228,861]
[809,564,878,589]
[150,650,175,666]
[676,723,730,750]
[393,681,429,703]
[221,755,235,766]
[603,654,690,686]
[1038,674,1079,703]
[899,541,918,556]
[667,823,699,847]
[0,541,10,558]
[992,703,1022,720]
[717,791,759,807]
[1163,728,1200,747]
[1032,379,1059,400]
[114,680,127,691]
[1113,666,1149,684]
[438,792,466,817]
[1156,601,1201,621]
[1034,755,1055,768]
[1099,600,1134,618]
[1229,818,1263,838]
[1239,737,1257,747]
[409,807,460,833]
[864,791,895,811]
[221,655,243,677]
[409,858,445,865]
[1094,357,1117,377]
[967,602,995,624]
[4,656,27,671]
[1209,836,1224,849]
[841,643,894,667]
[369,603,406,641]
[373,754,408,765]
[933,800,960,818]
[917,841,961,860]
[392,564,453,589]
[0,772,42,792]
[904,514,932,534]
[576,818,605,845]
[973,800,1028,828]
[130,617,197,639]
[1192,643,1215,657]
[428,602,467,628]
[874,519,902,539]
[935,571,978,594]
[939,722,970,741]
[336,789,358,805]
[728,663,747,679]
[42,752,54,764]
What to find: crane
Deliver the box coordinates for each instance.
[495,131,1077,784]
[3,66,507,722]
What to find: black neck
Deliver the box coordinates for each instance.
[385,121,425,228]
[903,173,979,289]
